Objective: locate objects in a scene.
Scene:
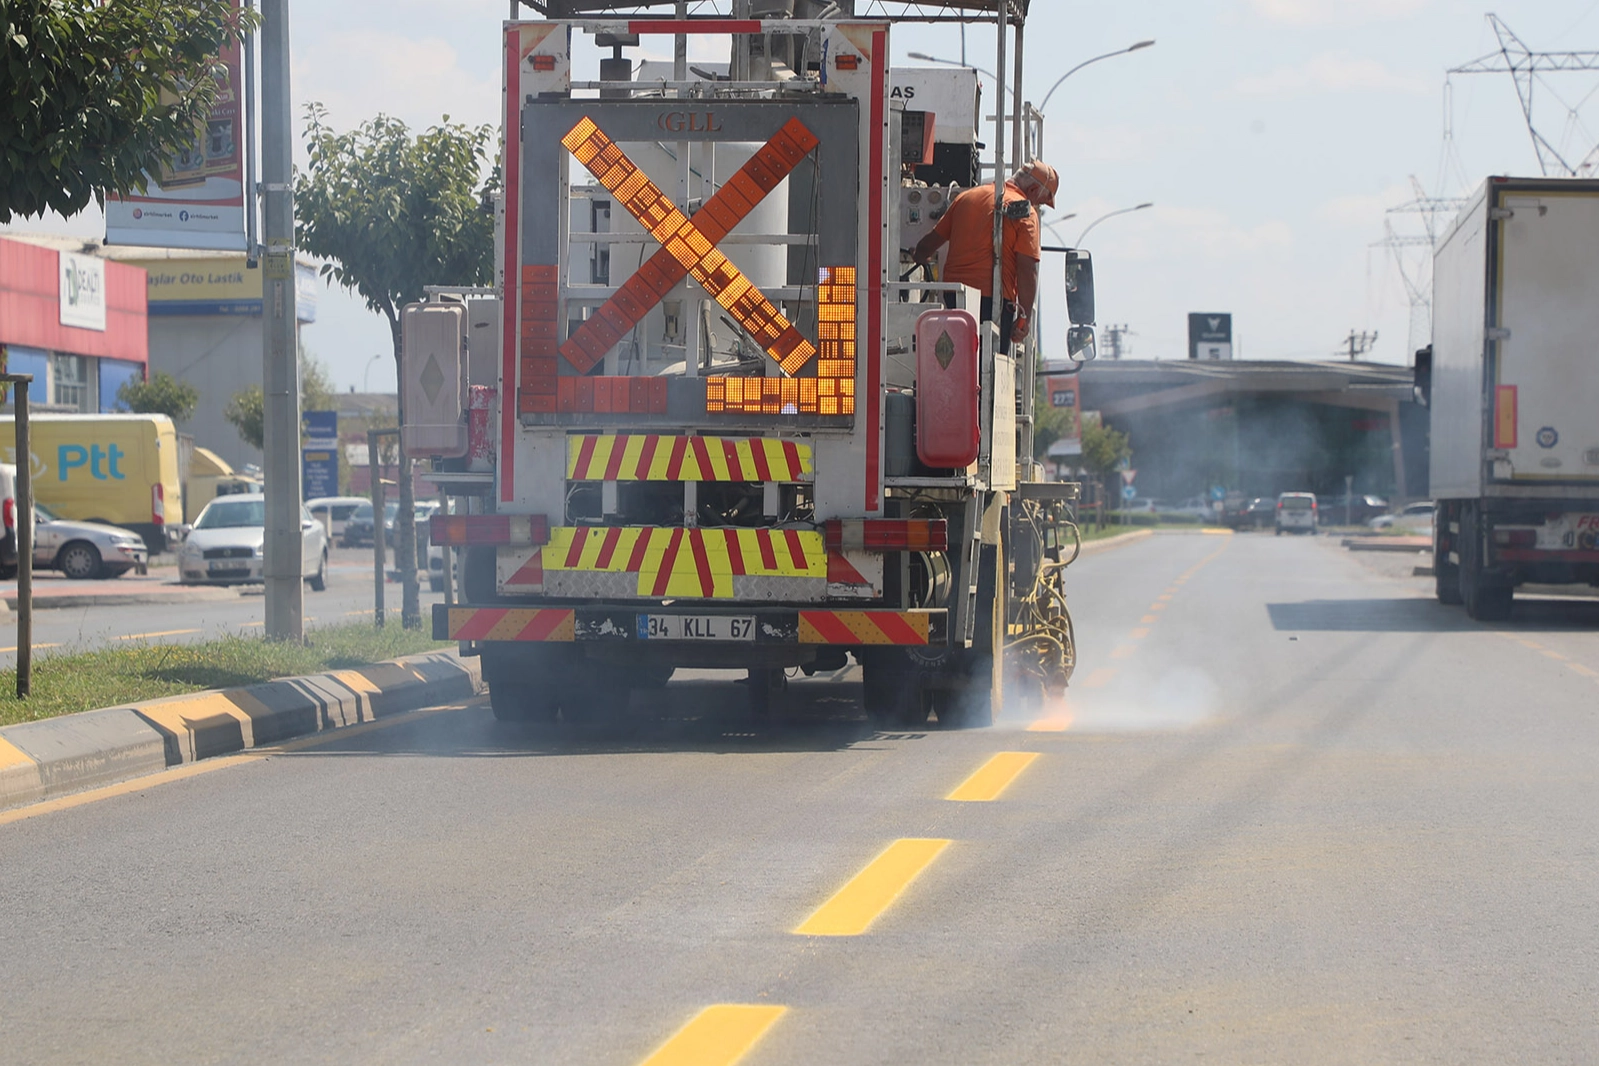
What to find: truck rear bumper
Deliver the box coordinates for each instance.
[434,603,948,646]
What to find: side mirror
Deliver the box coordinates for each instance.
[1063,249,1095,325]
[1067,325,1097,362]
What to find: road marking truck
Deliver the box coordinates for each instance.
[406,5,1096,726]
[1423,176,1599,620]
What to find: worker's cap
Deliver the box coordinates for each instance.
[1019,160,1058,207]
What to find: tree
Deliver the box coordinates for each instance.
[0,0,256,221]
[223,352,337,452]
[1079,419,1131,478]
[117,371,199,422]
[296,104,496,628]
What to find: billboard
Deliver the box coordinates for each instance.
[1045,375,1082,456]
[119,254,319,321]
[1188,313,1233,360]
[58,252,107,331]
[105,1,247,251]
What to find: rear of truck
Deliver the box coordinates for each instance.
[1428,177,1599,619]
[412,15,1085,726]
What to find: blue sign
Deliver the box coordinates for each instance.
[302,446,338,499]
[303,410,338,443]
[1211,484,1226,501]
[1122,484,1137,501]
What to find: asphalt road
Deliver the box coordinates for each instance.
[2,530,1598,1064]
[0,548,442,666]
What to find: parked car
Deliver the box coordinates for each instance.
[306,495,370,539]
[179,494,329,589]
[32,502,149,579]
[1370,501,1436,536]
[1275,492,1319,535]
[1325,494,1391,525]
[1165,495,1220,520]
[340,500,397,548]
[1241,497,1276,530]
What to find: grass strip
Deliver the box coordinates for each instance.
[0,622,447,728]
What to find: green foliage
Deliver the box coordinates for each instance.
[294,104,497,346]
[222,352,338,451]
[116,370,199,422]
[0,0,257,221]
[0,622,446,727]
[1079,419,1132,477]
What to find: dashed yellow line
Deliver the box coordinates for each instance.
[638,1005,786,1066]
[0,643,61,653]
[1129,627,1150,639]
[1140,614,1157,624]
[1110,645,1136,659]
[1571,663,1598,678]
[795,839,949,936]
[116,628,201,641]
[947,752,1039,801]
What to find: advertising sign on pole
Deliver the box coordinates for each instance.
[1045,375,1081,455]
[105,0,247,251]
[302,410,338,444]
[301,446,338,499]
[1188,312,1233,360]
[57,252,106,331]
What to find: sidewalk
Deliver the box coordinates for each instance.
[0,570,238,610]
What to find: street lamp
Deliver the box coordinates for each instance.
[1038,40,1155,114]
[1077,202,1153,246]
[362,353,384,393]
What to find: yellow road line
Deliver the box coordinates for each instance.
[1129,627,1150,639]
[1139,614,1157,624]
[1570,663,1598,677]
[0,703,468,828]
[639,1005,786,1066]
[947,751,1039,801]
[1025,714,1072,733]
[116,628,201,641]
[1541,649,1567,661]
[795,838,950,936]
[1202,528,1234,535]
[1149,602,1167,611]
[1110,645,1136,659]
[0,643,61,653]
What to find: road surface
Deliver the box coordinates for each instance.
[2,531,1596,1064]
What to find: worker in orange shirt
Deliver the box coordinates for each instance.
[912,160,1058,349]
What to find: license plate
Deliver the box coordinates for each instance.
[210,560,248,572]
[638,614,755,641]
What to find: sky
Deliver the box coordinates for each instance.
[9,0,1599,389]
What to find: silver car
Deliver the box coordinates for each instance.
[178,494,329,589]
[32,502,149,580]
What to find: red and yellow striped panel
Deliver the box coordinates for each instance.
[798,610,930,646]
[444,607,574,642]
[567,435,812,482]
[540,526,825,599]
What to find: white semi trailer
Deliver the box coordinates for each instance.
[1425,176,1599,620]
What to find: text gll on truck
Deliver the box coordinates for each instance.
[400,0,1100,727]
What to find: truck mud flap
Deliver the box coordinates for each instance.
[434,603,946,646]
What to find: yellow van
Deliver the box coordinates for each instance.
[184,445,261,523]
[0,414,183,552]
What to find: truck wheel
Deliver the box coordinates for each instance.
[747,668,786,720]
[1459,505,1513,622]
[482,646,560,723]
[861,653,929,729]
[1434,502,1463,606]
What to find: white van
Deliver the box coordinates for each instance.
[1275,492,1318,535]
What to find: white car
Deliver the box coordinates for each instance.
[179,494,329,589]
[1369,501,1436,536]
[305,495,370,539]
[33,503,149,579]
[1275,492,1319,535]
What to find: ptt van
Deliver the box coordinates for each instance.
[0,414,183,553]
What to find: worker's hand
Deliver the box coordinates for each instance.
[1010,314,1031,343]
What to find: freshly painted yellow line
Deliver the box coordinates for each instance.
[638,1005,786,1066]
[947,751,1039,801]
[0,703,468,828]
[1140,614,1157,624]
[1129,627,1150,639]
[116,628,201,641]
[1570,663,1598,677]
[1082,667,1117,689]
[1110,645,1136,659]
[1149,602,1167,611]
[0,643,61,653]
[1025,715,1072,733]
[1202,528,1234,535]
[795,838,950,936]
[1156,593,1174,601]
[1541,649,1566,661]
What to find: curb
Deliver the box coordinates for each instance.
[1076,528,1155,556]
[0,650,482,813]
[1,587,239,611]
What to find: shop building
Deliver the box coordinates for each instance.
[0,235,148,411]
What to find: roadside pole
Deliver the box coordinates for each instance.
[2,375,33,698]
[369,427,398,628]
[260,0,303,640]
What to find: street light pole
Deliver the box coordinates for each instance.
[1076,202,1153,246]
[1038,40,1155,114]
[260,0,303,641]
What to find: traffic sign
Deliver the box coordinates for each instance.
[1210,484,1225,501]
[1122,484,1137,500]
[1120,468,1137,484]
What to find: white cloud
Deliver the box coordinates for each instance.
[1315,182,1415,228]
[292,30,500,136]
[1232,53,1429,97]
[1249,0,1430,25]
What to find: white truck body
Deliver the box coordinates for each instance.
[1428,176,1599,619]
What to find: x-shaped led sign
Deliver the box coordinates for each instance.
[559,116,820,377]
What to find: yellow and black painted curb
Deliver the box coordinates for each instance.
[0,651,482,813]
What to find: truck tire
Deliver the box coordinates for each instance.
[482,646,561,723]
[861,652,931,729]
[1434,502,1463,606]
[1459,504,1513,622]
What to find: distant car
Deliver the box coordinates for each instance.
[1165,495,1219,519]
[1370,501,1435,536]
[1326,494,1390,525]
[1121,496,1163,514]
[0,463,16,579]
[179,494,329,589]
[1275,492,1319,535]
[1242,497,1276,530]
[32,502,149,579]
[305,496,369,539]
[340,500,397,548]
